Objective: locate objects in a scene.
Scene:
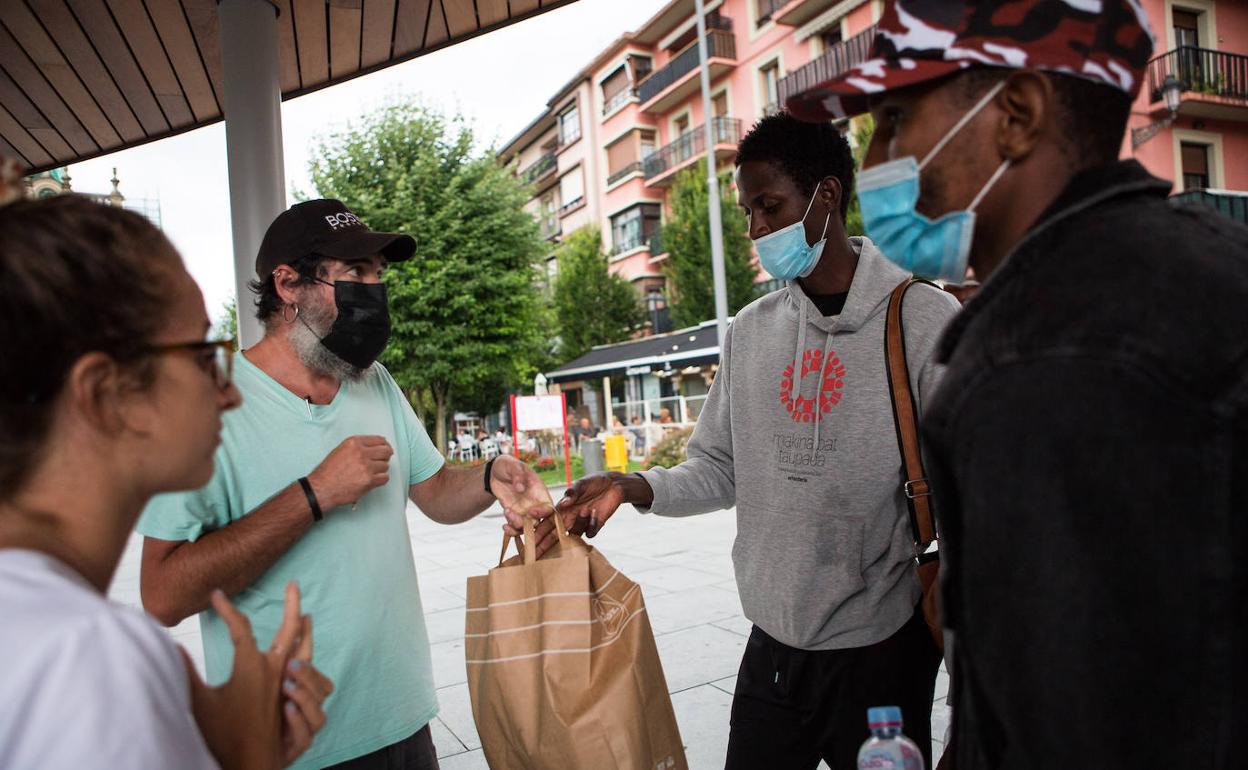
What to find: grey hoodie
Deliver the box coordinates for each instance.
[639,237,960,651]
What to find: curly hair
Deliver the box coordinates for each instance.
[735,111,856,222]
[248,254,326,324]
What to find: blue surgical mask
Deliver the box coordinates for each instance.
[753,185,831,281]
[857,81,1009,282]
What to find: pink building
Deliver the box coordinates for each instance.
[499,0,884,315]
[1126,0,1248,210]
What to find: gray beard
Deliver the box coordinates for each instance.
[289,300,367,382]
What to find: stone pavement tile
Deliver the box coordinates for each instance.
[647,585,743,636]
[438,749,489,769]
[650,548,736,579]
[599,552,679,576]
[710,615,752,638]
[709,675,737,697]
[934,667,950,702]
[431,716,467,759]
[430,638,467,689]
[436,683,481,751]
[670,684,732,770]
[419,583,467,614]
[931,700,952,745]
[656,624,747,694]
[634,565,729,597]
[424,606,468,646]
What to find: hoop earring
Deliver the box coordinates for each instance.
[282,303,300,324]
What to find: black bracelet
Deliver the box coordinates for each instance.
[298,476,323,522]
[483,457,496,497]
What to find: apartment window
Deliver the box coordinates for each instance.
[820,26,843,52]
[539,192,559,238]
[611,203,662,254]
[1173,9,1200,48]
[602,66,631,114]
[607,134,640,182]
[674,113,691,136]
[630,54,653,83]
[558,103,581,146]
[756,0,783,26]
[760,61,780,113]
[559,168,584,211]
[1181,142,1210,191]
[712,91,729,118]
[640,130,656,160]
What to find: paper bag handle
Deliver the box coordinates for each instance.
[498,512,569,566]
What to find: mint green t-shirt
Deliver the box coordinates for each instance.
[138,354,444,768]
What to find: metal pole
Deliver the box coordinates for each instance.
[694,0,730,351]
[218,0,286,349]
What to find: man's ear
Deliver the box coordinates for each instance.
[272,266,303,307]
[995,70,1051,163]
[819,176,843,217]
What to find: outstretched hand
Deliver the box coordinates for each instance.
[183,582,334,769]
[555,473,629,539]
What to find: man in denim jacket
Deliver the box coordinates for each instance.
[789,1,1247,767]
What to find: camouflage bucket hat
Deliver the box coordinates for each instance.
[787,0,1156,121]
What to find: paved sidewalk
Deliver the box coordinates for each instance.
[109,492,950,769]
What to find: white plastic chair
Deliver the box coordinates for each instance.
[458,438,476,463]
[480,439,499,460]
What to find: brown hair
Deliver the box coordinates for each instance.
[0,195,183,498]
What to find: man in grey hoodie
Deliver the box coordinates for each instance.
[553,113,960,769]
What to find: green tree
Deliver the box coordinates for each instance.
[552,226,644,361]
[213,298,239,350]
[845,114,875,238]
[308,100,547,450]
[661,160,758,329]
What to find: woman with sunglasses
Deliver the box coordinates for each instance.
[0,195,332,768]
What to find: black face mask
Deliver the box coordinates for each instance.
[313,280,391,370]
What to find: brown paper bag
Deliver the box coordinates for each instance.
[465,518,687,769]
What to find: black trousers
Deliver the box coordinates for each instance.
[326,724,439,770]
[726,608,941,770]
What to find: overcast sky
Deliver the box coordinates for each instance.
[66,0,668,323]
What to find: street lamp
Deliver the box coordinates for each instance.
[1131,75,1183,149]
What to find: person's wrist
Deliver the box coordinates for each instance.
[609,471,653,506]
[304,469,339,511]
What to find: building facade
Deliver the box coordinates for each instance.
[508,0,1247,436]
[1126,0,1248,215]
[22,166,163,227]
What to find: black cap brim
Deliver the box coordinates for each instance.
[315,229,416,263]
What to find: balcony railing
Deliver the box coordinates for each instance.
[1171,189,1248,226]
[520,153,556,185]
[643,117,742,181]
[756,0,786,26]
[777,24,876,106]
[607,161,643,187]
[603,87,636,115]
[558,196,584,216]
[1147,46,1248,104]
[637,23,735,105]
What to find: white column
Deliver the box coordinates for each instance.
[218,0,285,349]
[694,0,730,351]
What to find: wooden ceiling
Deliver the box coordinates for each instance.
[0,0,578,173]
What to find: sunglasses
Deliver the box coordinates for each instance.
[143,339,236,390]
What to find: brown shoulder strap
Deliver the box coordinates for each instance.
[885,278,937,555]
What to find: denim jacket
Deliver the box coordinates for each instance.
[922,161,1248,769]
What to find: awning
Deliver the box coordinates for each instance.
[0,0,578,173]
[546,319,726,383]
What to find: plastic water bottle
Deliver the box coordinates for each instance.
[857,706,925,770]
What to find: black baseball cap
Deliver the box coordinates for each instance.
[254,199,416,278]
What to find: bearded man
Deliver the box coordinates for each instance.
[138,199,548,770]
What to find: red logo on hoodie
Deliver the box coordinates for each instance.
[780,349,846,422]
